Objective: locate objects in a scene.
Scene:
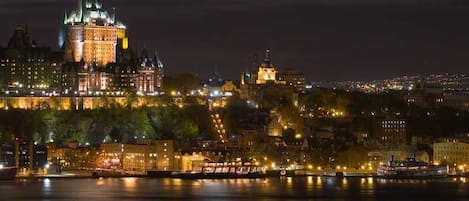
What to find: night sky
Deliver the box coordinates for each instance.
[1,0,469,81]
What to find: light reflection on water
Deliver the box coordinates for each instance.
[122,177,137,192]
[0,177,467,200]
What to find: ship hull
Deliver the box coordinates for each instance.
[171,172,266,179]
[378,166,448,179]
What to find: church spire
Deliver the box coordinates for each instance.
[264,48,270,62]
[263,48,272,67]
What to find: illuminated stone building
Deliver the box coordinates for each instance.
[106,63,138,93]
[60,49,164,95]
[78,63,110,94]
[0,26,60,90]
[61,61,110,95]
[433,140,469,166]
[59,0,164,95]
[99,140,174,173]
[62,0,127,67]
[136,49,164,93]
[240,49,299,102]
[255,49,277,84]
[47,142,99,169]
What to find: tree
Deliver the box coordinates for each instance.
[163,73,200,95]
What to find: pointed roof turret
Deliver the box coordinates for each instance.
[154,50,164,69]
[141,48,149,60]
[85,0,92,9]
[77,0,83,20]
[65,0,115,25]
[64,11,68,24]
[140,48,154,67]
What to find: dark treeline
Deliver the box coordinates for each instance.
[0,104,214,145]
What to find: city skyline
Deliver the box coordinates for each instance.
[2,1,469,199]
[1,0,469,81]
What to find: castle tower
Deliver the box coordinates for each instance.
[63,0,127,67]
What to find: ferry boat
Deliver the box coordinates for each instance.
[92,168,123,177]
[172,161,266,179]
[377,155,447,179]
[321,171,344,177]
[0,165,17,180]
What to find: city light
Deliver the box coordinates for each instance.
[0,1,467,200]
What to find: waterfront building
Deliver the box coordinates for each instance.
[99,140,174,173]
[433,141,469,166]
[178,152,206,172]
[14,140,48,173]
[0,140,48,173]
[47,142,99,170]
[0,144,15,167]
[154,140,174,171]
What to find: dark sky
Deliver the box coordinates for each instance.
[1,0,469,81]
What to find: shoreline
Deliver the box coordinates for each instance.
[11,174,469,180]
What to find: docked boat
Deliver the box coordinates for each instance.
[321,171,344,177]
[171,171,265,179]
[172,161,266,179]
[0,166,17,180]
[377,155,448,179]
[92,168,123,177]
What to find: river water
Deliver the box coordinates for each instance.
[0,177,468,200]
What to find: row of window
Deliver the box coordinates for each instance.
[382,121,406,124]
